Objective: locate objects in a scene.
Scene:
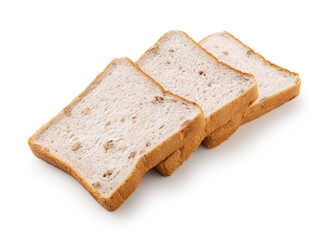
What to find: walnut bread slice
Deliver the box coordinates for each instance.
[199,32,301,147]
[137,30,258,176]
[28,58,205,211]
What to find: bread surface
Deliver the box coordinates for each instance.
[29,57,205,211]
[199,32,301,146]
[137,30,258,175]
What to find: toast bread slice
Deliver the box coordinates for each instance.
[28,58,205,211]
[200,32,301,147]
[137,31,258,176]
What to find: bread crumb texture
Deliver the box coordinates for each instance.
[31,58,200,198]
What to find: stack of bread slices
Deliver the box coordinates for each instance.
[28,30,301,211]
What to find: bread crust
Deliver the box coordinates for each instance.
[198,32,301,145]
[202,112,243,148]
[136,31,258,176]
[157,81,258,175]
[155,109,206,176]
[28,57,205,211]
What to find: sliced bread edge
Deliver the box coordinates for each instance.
[199,31,301,147]
[28,57,205,211]
[136,30,258,176]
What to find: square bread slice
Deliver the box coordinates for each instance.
[28,58,205,211]
[199,32,301,147]
[137,30,258,176]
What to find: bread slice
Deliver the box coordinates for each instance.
[137,30,258,176]
[28,58,205,211]
[199,32,301,147]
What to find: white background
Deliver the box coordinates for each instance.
[0,0,333,239]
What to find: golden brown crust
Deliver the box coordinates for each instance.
[202,84,258,148]
[28,57,205,211]
[154,109,206,176]
[202,113,243,148]
[136,30,258,176]
[197,31,301,145]
[242,78,301,124]
[154,149,181,176]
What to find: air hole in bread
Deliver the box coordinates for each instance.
[169,49,174,52]
[207,82,212,87]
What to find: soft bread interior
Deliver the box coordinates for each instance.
[31,58,201,198]
[137,31,255,117]
[200,32,299,102]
